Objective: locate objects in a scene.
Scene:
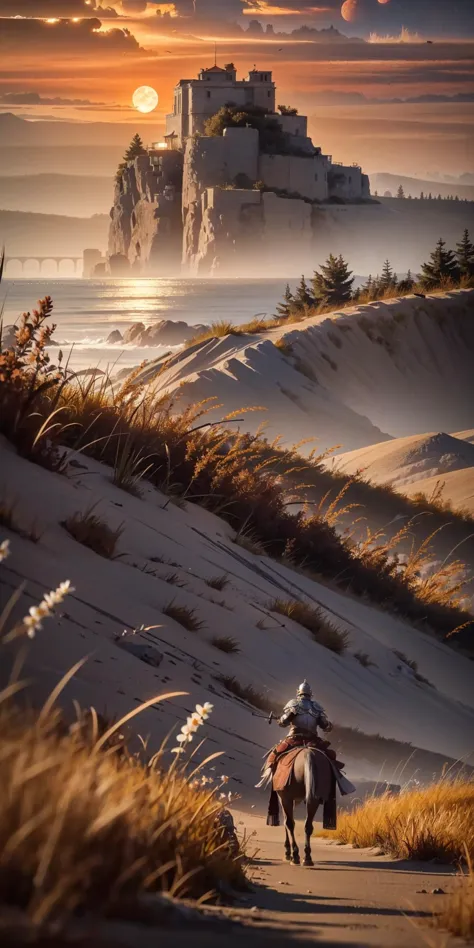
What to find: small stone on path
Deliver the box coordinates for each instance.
[432,887,446,895]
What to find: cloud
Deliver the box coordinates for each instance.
[309,88,474,104]
[0,91,107,105]
[0,1,119,14]
[0,16,145,54]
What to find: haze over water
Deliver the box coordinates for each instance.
[2,278,289,371]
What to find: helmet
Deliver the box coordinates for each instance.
[297,680,312,697]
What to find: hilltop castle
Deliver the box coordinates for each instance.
[108,65,372,276]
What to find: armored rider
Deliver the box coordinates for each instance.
[266,679,342,771]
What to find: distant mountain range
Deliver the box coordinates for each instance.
[0,210,109,256]
[0,113,162,147]
[0,175,113,218]
[371,173,474,202]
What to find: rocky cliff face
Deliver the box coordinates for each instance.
[108,151,183,276]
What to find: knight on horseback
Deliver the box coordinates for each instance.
[258,680,355,865]
[265,679,341,773]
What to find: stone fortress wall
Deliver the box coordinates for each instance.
[108,65,373,276]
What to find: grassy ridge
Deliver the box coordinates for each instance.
[0,294,472,644]
[0,699,245,926]
[321,779,474,863]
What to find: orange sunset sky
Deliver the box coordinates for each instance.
[0,1,473,176]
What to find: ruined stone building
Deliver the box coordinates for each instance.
[108,65,372,276]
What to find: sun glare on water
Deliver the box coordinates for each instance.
[132,86,159,114]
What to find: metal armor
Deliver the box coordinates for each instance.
[279,695,329,737]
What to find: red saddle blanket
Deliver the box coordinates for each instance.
[272,748,302,792]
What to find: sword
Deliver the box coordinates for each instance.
[251,710,276,724]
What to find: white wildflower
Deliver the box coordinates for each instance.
[219,792,227,800]
[176,732,193,744]
[20,579,74,639]
[220,775,229,784]
[196,702,213,720]
[0,539,10,562]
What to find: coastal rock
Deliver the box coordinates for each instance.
[117,320,209,347]
[2,324,58,348]
[106,329,123,344]
[122,323,146,344]
[109,151,184,276]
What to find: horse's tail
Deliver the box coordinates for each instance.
[304,749,319,808]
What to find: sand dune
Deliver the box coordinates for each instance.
[1,435,473,805]
[334,431,474,511]
[139,290,474,455]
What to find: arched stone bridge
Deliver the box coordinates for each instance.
[4,256,83,276]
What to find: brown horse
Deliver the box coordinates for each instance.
[277,747,333,866]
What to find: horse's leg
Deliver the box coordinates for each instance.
[284,825,291,862]
[280,792,292,862]
[283,795,300,865]
[303,799,319,867]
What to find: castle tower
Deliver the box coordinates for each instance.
[165,66,276,147]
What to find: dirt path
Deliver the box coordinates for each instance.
[219,810,464,948]
[238,810,467,947]
[156,808,467,948]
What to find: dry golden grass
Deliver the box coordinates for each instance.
[210,636,241,654]
[163,601,205,632]
[1,290,473,644]
[0,494,42,544]
[322,779,474,864]
[267,599,349,654]
[353,650,377,669]
[215,675,277,715]
[0,700,246,927]
[62,507,123,560]
[0,535,245,928]
[438,859,474,939]
[205,575,229,591]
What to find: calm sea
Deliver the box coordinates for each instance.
[2,277,290,371]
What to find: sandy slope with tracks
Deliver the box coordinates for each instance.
[135,289,474,455]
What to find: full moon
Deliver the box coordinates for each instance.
[132,86,159,114]
[341,0,360,22]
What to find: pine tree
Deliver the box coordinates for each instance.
[124,133,147,161]
[396,184,405,199]
[293,275,314,311]
[116,133,147,183]
[360,274,374,297]
[397,268,415,294]
[312,254,354,306]
[455,228,474,278]
[419,238,460,289]
[275,283,294,318]
[380,259,397,291]
[420,191,424,200]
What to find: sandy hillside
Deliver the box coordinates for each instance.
[333,432,474,511]
[453,428,474,444]
[136,290,474,455]
[1,435,473,808]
